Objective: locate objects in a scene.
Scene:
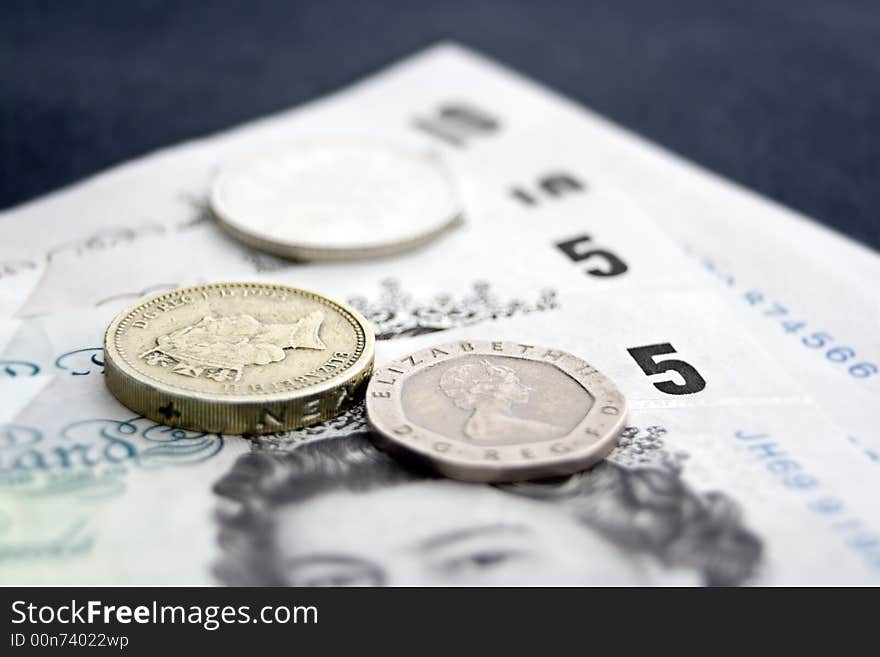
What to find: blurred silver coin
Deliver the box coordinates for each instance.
[211,138,461,261]
[365,340,628,482]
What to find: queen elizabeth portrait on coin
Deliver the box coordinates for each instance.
[365,341,629,482]
[439,359,564,444]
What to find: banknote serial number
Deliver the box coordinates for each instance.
[735,430,880,572]
[699,255,878,381]
[741,290,877,379]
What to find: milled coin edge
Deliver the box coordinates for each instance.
[213,212,463,262]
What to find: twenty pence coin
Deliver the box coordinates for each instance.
[365,340,627,482]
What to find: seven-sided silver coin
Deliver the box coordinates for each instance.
[365,339,628,482]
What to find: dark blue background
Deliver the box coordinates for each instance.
[2,1,878,250]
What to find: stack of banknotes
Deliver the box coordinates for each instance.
[1,44,877,586]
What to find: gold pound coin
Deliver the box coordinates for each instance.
[103,282,374,434]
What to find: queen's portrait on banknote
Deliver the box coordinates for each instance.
[213,425,762,586]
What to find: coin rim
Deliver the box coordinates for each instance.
[365,340,628,482]
[209,138,462,260]
[214,212,463,262]
[104,281,375,405]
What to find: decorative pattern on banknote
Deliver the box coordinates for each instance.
[607,425,688,470]
[0,360,41,378]
[0,418,224,500]
[138,312,326,382]
[0,417,226,564]
[55,348,104,376]
[347,279,558,339]
[1,349,105,379]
